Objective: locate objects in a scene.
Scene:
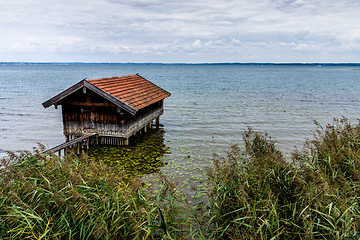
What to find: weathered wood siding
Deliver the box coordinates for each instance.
[61,88,163,138]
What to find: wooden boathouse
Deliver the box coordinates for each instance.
[42,74,171,155]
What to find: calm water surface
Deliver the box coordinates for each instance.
[1,64,359,184]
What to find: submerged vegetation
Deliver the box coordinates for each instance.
[88,129,168,177]
[2,117,360,239]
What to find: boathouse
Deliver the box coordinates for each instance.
[42,74,170,154]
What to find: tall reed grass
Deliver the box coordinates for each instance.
[205,117,360,239]
[2,117,360,239]
[0,147,188,239]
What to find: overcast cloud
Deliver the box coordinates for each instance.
[0,0,359,63]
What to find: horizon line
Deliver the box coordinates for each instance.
[1,62,360,66]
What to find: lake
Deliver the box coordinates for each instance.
[1,64,359,185]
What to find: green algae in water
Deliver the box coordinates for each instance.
[88,129,168,178]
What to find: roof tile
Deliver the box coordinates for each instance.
[88,74,171,111]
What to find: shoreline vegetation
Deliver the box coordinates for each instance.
[1,117,360,239]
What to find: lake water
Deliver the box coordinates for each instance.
[1,64,359,185]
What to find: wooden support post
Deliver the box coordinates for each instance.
[124,138,129,146]
[156,117,160,129]
[144,125,147,133]
[65,135,69,142]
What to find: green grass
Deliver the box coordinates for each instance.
[2,117,360,239]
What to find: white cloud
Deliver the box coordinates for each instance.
[191,39,202,48]
[0,0,359,62]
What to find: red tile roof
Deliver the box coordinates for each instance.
[88,74,171,111]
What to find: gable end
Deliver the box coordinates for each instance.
[42,80,138,115]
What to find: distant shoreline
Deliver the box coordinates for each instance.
[1,62,360,66]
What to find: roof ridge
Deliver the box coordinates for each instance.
[87,74,139,82]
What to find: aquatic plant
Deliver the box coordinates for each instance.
[88,129,168,178]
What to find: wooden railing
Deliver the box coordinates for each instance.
[44,133,97,157]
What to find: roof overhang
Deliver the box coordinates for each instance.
[42,80,138,115]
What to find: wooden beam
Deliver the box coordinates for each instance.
[42,80,86,108]
[44,133,97,153]
[65,102,117,107]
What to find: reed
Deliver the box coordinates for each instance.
[205,117,360,239]
[2,117,360,239]
[0,146,188,239]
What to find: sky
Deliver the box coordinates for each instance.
[0,0,359,63]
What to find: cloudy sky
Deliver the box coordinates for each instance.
[1,0,359,63]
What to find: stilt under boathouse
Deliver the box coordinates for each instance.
[42,74,171,156]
